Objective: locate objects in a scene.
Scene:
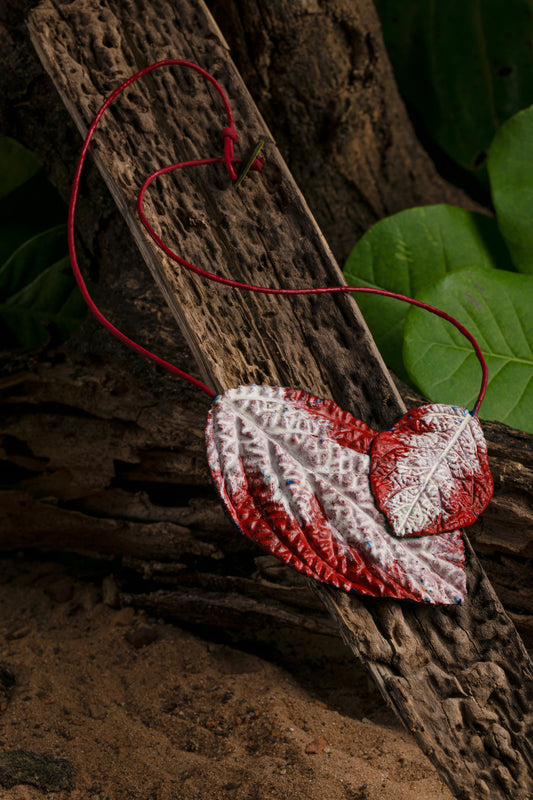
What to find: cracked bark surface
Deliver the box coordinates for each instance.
[0,0,531,797]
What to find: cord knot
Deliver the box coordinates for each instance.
[221,126,239,144]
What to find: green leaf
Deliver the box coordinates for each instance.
[0,137,41,201]
[343,205,510,379]
[375,0,533,173]
[0,227,86,348]
[0,225,68,297]
[0,170,68,265]
[404,268,533,433]
[488,105,533,275]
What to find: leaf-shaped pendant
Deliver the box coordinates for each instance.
[206,386,466,605]
[370,404,493,538]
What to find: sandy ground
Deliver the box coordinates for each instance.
[0,554,455,800]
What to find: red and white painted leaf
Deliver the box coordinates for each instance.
[206,386,466,605]
[370,404,493,538]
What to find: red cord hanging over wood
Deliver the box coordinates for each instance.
[67,59,494,604]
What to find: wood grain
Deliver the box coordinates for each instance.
[27,1,533,797]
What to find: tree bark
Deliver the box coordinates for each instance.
[0,0,531,798]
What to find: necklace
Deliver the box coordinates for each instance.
[68,60,493,606]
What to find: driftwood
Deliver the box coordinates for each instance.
[0,0,528,797]
[1,357,532,645]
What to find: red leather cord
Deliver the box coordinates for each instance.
[68,59,488,414]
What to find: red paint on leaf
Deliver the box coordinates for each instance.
[206,387,468,605]
[370,404,493,538]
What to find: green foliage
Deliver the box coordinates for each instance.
[0,139,85,349]
[0,228,86,347]
[0,137,41,201]
[343,205,512,379]
[343,102,533,433]
[375,0,533,175]
[488,105,533,275]
[343,1,533,432]
[404,269,533,432]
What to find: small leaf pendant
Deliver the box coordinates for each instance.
[370,404,493,538]
[205,386,488,605]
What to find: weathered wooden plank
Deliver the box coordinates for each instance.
[30,0,401,418]
[27,1,533,798]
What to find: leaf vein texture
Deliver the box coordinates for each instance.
[206,386,468,604]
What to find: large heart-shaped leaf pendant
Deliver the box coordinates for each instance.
[370,404,493,538]
[206,386,467,605]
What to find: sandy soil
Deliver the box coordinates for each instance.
[0,554,454,800]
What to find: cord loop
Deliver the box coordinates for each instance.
[221,126,239,143]
[68,59,489,413]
